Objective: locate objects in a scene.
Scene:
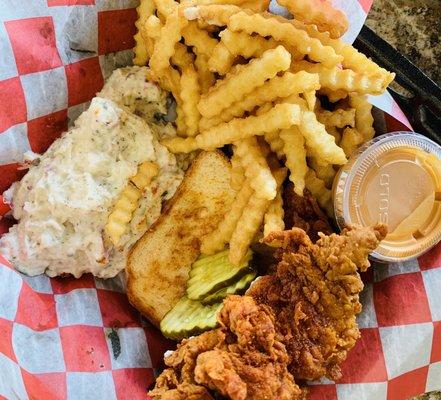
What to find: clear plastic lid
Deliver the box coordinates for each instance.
[333,132,441,262]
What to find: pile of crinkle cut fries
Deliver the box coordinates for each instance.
[133,0,395,266]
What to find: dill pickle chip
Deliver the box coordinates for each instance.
[187,249,253,301]
[200,271,257,305]
[160,296,222,341]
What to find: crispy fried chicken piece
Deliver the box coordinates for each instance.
[151,377,214,400]
[195,296,303,400]
[150,330,224,399]
[283,183,334,242]
[150,296,304,400]
[165,329,225,383]
[248,224,387,381]
[150,225,386,397]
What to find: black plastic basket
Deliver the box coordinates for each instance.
[354,26,441,145]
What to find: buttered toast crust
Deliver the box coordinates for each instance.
[126,150,235,326]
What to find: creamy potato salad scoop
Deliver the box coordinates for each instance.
[0,67,185,278]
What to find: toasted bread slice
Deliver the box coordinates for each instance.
[126,150,235,326]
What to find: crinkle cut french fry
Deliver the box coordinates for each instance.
[182,21,219,56]
[241,0,270,12]
[299,110,347,165]
[149,9,188,75]
[161,103,301,153]
[219,26,304,61]
[280,126,308,195]
[208,42,235,74]
[337,45,395,87]
[214,71,320,124]
[263,188,284,237]
[173,44,195,69]
[199,114,223,132]
[255,103,286,160]
[281,93,308,109]
[292,61,387,95]
[201,181,254,255]
[277,0,348,39]
[106,183,142,246]
[181,22,217,91]
[183,4,243,26]
[228,194,268,265]
[305,169,333,217]
[131,162,159,190]
[308,157,335,189]
[220,29,279,59]
[194,53,216,92]
[228,167,286,265]
[141,15,160,58]
[143,15,194,69]
[264,130,285,159]
[257,104,286,159]
[317,108,356,129]
[133,0,156,66]
[255,102,273,116]
[286,18,395,84]
[303,90,317,111]
[230,150,246,191]
[175,103,188,136]
[234,137,277,200]
[199,71,319,129]
[143,14,161,40]
[287,14,395,84]
[133,32,148,66]
[154,0,178,19]
[146,67,180,98]
[180,64,201,137]
[198,45,291,118]
[143,15,195,70]
[228,12,342,67]
[318,88,348,103]
[349,94,375,141]
[340,127,365,157]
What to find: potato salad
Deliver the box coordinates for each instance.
[0,67,185,278]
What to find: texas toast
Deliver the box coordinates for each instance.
[126,150,235,326]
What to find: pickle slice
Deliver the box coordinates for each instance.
[160,296,222,341]
[186,249,253,301]
[201,271,257,305]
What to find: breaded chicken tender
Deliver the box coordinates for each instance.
[250,224,387,380]
[150,296,304,400]
[150,224,386,398]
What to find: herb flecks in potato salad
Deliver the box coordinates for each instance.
[0,67,185,278]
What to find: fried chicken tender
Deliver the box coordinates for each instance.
[249,224,387,381]
[150,225,386,397]
[150,330,223,399]
[150,295,304,400]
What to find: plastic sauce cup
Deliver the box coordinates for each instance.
[333,132,441,262]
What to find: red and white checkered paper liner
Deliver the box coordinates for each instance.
[0,1,439,399]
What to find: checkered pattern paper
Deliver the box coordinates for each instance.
[0,0,137,193]
[0,1,439,399]
[0,253,172,400]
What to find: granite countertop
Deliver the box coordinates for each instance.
[365,0,440,85]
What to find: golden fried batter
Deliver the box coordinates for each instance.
[249,224,387,381]
[150,225,386,398]
[150,296,304,400]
